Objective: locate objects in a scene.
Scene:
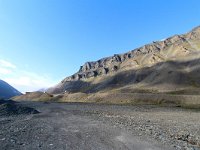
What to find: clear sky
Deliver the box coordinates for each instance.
[0,0,200,92]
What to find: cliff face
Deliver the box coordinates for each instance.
[48,26,200,94]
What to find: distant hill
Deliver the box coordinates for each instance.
[0,80,22,99]
[47,25,200,94]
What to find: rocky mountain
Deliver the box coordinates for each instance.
[0,80,22,99]
[47,26,200,94]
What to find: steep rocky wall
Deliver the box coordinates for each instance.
[62,27,200,82]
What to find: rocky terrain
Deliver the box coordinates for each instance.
[0,102,199,150]
[46,26,200,94]
[0,99,39,116]
[0,80,22,99]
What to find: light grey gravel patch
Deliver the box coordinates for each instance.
[115,134,160,150]
[1,102,199,150]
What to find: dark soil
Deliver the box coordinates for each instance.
[0,100,39,116]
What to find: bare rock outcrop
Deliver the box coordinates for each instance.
[46,26,200,94]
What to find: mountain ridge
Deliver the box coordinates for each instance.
[0,80,22,99]
[63,26,200,81]
[47,25,200,94]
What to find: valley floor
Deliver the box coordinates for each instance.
[0,102,199,150]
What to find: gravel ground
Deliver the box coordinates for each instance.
[0,102,199,150]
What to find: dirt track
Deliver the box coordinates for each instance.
[0,102,199,150]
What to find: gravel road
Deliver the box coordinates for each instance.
[0,102,199,150]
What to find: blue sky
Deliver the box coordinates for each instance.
[0,0,200,92]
